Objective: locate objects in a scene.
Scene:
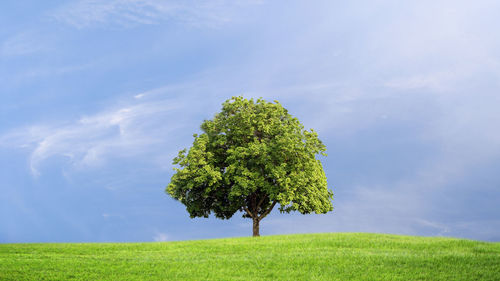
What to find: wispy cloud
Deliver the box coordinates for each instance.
[50,0,262,29]
[0,95,186,177]
[153,231,168,242]
[383,71,459,92]
[1,31,49,57]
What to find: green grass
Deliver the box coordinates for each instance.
[1,233,499,280]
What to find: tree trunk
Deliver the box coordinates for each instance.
[252,217,260,237]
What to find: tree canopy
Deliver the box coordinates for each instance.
[166,96,333,236]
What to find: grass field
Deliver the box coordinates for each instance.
[1,233,499,280]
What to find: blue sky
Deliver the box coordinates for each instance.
[1,0,500,243]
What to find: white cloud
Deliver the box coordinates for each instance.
[415,219,450,236]
[383,71,459,92]
[1,31,49,57]
[102,213,125,220]
[153,232,168,242]
[50,0,262,29]
[0,95,186,177]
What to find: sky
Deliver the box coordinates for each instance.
[1,0,500,243]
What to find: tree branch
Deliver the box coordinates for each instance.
[251,193,257,214]
[258,201,277,221]
[243,207,255,219]
[256,194,267,211]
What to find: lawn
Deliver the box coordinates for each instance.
[1,233,499,280]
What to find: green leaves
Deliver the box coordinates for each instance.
[166,96,333,225]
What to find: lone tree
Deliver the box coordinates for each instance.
[166,97,333,236]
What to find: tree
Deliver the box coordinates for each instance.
[166,96,333,237]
